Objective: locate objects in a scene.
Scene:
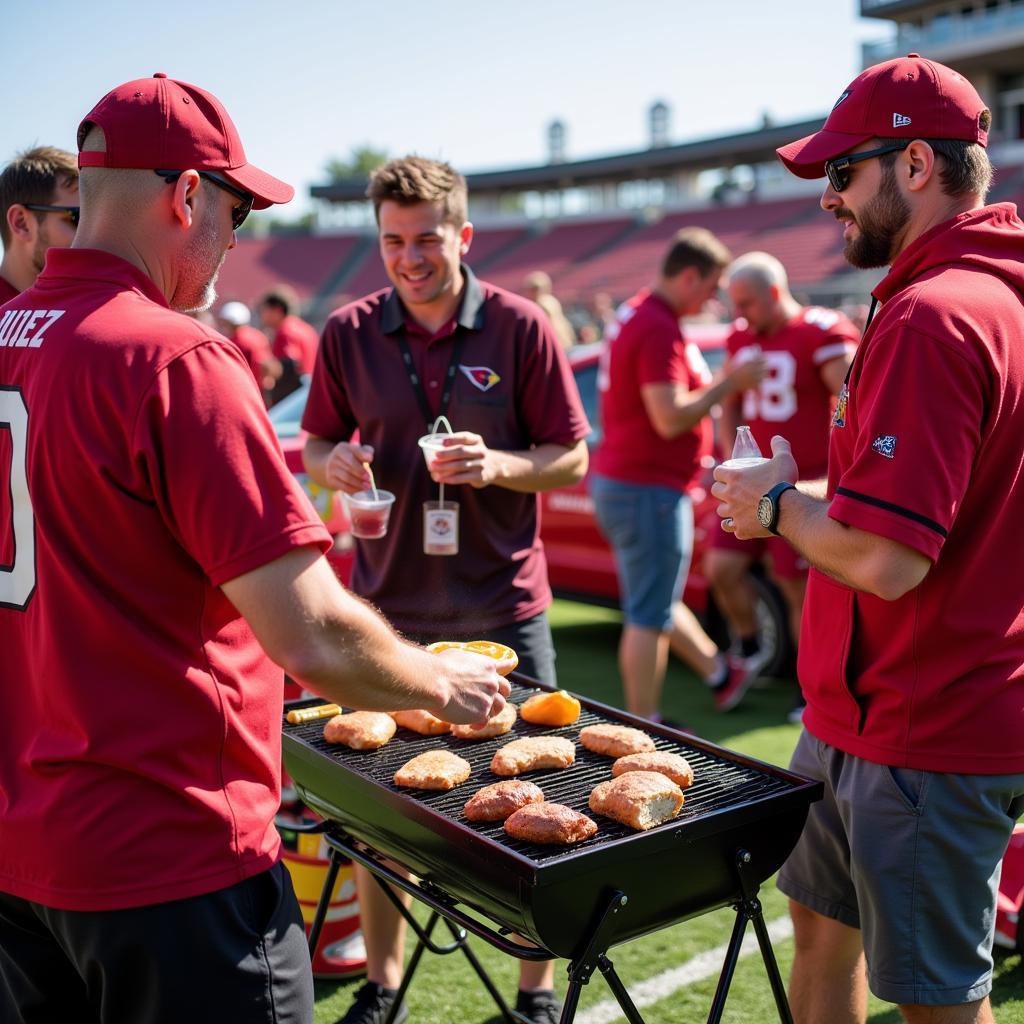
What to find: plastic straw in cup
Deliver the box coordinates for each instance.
[363,463,379,501]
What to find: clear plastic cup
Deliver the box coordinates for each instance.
[718,456,770,469]
[346,490,396,539]
[417,433,449,468]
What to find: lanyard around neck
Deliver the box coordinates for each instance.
[396,329,467,432]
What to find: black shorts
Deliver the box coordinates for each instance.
[0,861,313,1024]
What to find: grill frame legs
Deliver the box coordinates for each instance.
[307,829,796,1024]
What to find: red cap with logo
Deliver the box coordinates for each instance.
[76,73,293,209]
[777,54,988,179]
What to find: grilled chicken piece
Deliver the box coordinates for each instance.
[490,737,575,776]
[579,724,656,758]
[451,702,517,740]
[388,709,451,736]
[612,751,694,789]
[464,780,544,822]
[393,750,472,791]
[504,803,597,845]
[589,771,684,831]
[323,712,396,750]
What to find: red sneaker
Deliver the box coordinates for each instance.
[713,656,757,712]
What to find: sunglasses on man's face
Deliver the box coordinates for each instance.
[24,204,80,229]
[154,169,255,230]
[824,141,911,193]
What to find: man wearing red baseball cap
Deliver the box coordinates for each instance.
[714,54,1024,1024]
[0,74,509,1023]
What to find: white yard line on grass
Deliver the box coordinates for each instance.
[575,915,793,1024]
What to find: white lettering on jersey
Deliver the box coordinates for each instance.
[684,342,713,385]
[741,348,798,422]
[0,309,65,349]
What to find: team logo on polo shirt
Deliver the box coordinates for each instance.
[832,384,849,428]
[872,434,897,459]
[460,365,500,392]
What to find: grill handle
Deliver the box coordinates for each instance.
[324,826,552,962]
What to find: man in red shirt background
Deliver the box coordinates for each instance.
[0,146,79,303]
[715,55,1024,1024]
[590,227,766,722]
[217,299,276,403]
[0,75,507,1024]
[706,251,857,715]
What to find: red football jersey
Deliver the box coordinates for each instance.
[0,249,331,910]
[727,306,857,477]
[593,289,713,492]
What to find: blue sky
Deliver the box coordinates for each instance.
[3,0,881,214]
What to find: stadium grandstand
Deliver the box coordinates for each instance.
[215,0,1024,329]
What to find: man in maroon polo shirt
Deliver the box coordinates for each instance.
[0,78,507,1024]
[303,155,589,1024]
[714,55,1024,1024]
[0,146,79,303]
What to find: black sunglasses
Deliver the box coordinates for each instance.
[824,141,911,193]
[24,203,80,228]
[154,169,254,230]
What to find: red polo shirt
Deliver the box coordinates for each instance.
[800,205,1024,774]
[303,267,590,634]
[592,289,713,492]
[0,248,332,910]
[272,313,319,375]
[727,306,857,479]
[231,323,272,384]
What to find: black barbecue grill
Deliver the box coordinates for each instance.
[282,677,821,1024]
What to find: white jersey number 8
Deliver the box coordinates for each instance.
[741,349,797,423]
[1,387,35,609]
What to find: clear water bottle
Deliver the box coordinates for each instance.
[723,425,768,468]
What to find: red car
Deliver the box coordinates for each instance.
[269,330,793,676]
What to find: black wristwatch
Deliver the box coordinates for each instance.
[757,482,797,536]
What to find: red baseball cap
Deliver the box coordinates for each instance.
[77,73,293,209]
[777,54,988,179]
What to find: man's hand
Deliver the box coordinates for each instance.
[723,352,768,392]
[427,432,502,488]
[431,648,511,724]
[712,436,799,539]
[324,442,375,494]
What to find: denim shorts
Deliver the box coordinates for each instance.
[779,729,1024,1006]
[589,474,693,631]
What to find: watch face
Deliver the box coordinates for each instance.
[757,495,774,530]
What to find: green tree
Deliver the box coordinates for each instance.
[324,145,389,182]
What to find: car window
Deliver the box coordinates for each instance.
[573,363,602,446]
[268,381,311,439]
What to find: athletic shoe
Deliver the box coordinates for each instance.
[336,982,408,1024]
[515,989,562,1024]
[713,656,757,712]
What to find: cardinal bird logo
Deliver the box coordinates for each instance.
[460,365,501,392]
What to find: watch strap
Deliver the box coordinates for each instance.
[764,482,797,535]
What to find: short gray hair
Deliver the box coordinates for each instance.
[728,251,789,293]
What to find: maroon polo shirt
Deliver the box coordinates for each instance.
[0,248,331,910]
[303,266,591,634]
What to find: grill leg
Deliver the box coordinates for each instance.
[307,846,342,959]
[558,978,584,1024]
[597,954,646,1024]
[440,917,519,1024]
[385,911,439,1024]
[734,847,795,1024]
[706,907,749,1024]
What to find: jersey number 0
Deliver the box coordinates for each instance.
[0,387,35,609]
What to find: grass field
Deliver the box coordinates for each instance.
[310,599,1024,1023]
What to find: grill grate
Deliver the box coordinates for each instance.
[284,680,795,865]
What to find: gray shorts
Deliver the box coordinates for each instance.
[778,730,1024,1006]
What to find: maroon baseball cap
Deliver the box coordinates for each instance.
[777,53,988,179]
[76,73,293,209]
